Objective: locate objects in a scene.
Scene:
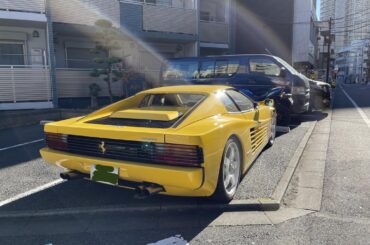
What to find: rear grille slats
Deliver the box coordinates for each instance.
[47,134,203,167]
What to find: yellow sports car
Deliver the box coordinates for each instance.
[40,85,276,201]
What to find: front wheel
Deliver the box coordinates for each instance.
[212,137,242,203]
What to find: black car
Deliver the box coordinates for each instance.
[160,54,311,124]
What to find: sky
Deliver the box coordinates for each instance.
[316,0,321,20]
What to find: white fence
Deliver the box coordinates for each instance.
[0,66,51,103]
[0,0,45,13]
[56,69,124,98]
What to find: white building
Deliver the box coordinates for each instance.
[292,0,319,71]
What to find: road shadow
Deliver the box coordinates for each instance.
[288,111,328,130]
[0,180,245,244]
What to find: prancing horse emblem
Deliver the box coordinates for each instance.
[99,141,106,154]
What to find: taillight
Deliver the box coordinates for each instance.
[46,133,68,151]
[154,143,203,167]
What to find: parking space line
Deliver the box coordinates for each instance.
[0,179,64,208]
[340,85,370,129]
[0,139,44,152]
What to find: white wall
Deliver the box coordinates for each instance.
[292,0,316,65]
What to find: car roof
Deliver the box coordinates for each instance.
[141,85,232,94]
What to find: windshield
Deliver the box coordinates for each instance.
[275,56,299,75]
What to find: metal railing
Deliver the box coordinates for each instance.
[0,0,45,13]
[0,65,51,103]
[120,0,196,10]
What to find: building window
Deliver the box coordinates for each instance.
[65,47,107,69]
[200,0,227,23]
[0,42,25,66]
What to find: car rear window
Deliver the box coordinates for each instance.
[139,93,206,109]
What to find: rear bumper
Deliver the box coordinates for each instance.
[40,147,208,196]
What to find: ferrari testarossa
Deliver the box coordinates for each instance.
[40,85,276,201]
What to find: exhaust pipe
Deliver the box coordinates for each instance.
[134,184,165,199]
[60,171,84,180]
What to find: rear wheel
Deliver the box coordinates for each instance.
[213,137,242,202]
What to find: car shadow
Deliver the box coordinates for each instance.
[289,110,328,130]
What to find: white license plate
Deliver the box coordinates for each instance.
[90,164,119,185]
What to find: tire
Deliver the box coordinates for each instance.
[266,112,277,148]
[212,137,242,203]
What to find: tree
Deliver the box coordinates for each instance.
[90,19,123,103]
[89,83,101,109]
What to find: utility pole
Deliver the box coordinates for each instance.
[326,17,332,84]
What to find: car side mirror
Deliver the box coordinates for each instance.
[279,68,287,78]
[253,102,259,110]
[264,99,274,107]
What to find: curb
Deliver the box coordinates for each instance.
[0,122,317,218]
[271,121,317,203]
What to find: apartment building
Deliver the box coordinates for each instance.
[0,0,235,110]
[0,0,53,110]
[292,0,319,71]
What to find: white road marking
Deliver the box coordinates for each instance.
[340,85,370,129]
[0,179,64,207]
[0,139,44,152]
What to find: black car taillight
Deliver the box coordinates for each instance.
[154,143,204,167]
[46,133,68,151]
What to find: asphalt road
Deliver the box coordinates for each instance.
[1,83,370,244]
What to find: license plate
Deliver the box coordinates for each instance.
[90,164,119,185]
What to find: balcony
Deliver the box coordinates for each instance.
[199,0,230,44]
[0,65,52,109]
[119,1,196,36]
[48,0,120,26]
[0,0,45,13]
[199,21,229,44]
[142,4,196,35]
